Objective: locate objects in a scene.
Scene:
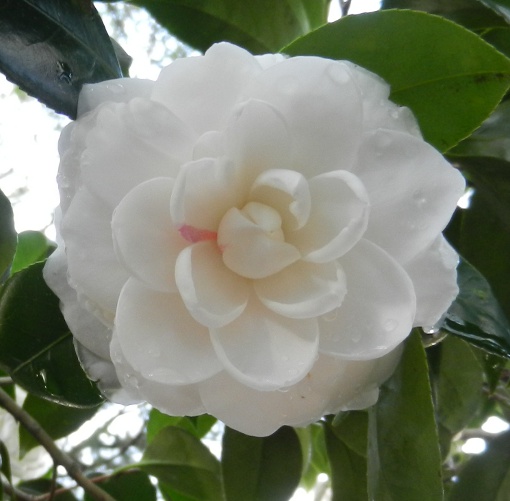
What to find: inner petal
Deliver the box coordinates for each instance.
[218,204,301,279]
[249,169,311,231]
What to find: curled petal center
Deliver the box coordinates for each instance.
[179,224,218,243]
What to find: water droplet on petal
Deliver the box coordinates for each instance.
[106,82,125,95]
[327,64,349,84]
[323,308,339,322]
[384,319,398,332]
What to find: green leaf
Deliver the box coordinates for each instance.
[222,426,302,501]
[330,411,368,458]
[484,27,510,59]
[19,394,99,455]
[0,189,16,283]
[480,0,510,23]
[16,479,78,500]
[84,471,157,501]
[436,337,484,435]
[139,426,223,501]
[128,0,329,53]
[147,409,216,443]
[0,262,103,407]
[368,330,443,501]
[449,429,510,501]
[284,9,510,152]
[11,231,54,274]
[324,423,367,501]
[444,259,510,358]
[0,0,121,118]
[0,440,12,489]
[380,0,508,30]
[297,424,330,490]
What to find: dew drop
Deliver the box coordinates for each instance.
[384,319,398,332]
[327,64,349,84]
[412,189,427,207]
[106,82,126,95]
[323,308,339,322]
[422,325,439,334]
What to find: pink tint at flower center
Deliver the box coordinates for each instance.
[179,224,218,243]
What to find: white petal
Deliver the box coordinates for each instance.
[78,78,154,116]
[170,157,245,231]
[61,187,128,319]
[249,168,311,231]
[404,236,459,328]
[225,99,292,183]
[354,129,465,264]
[112,178,187,293]
[255,260,346,319]
[210,298,319,390]
[287,170,369,262]
[319,239,416,359]
[82,98,195,208]
[152,42,262,134]
[115,278,223,385]
[218,206,301,279]
[175,241,250,328]
[243,58,363,177]
[111,334,205,415]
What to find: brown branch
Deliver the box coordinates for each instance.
[0,388,115,501]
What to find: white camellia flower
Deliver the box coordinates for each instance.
[44,43,465,437]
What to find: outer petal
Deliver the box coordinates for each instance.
[111,335,206,416]
[210,298,319,391]
[115,278,223,385]
[404,235,459,328]
[225,99,293,185]
[152,42,262,134]
[354,129,465,264]
[254,260,346,319]
[249,168,311,231]
[243,57,363,177]
[78,78,154,116]
[287,170,369,262]
[82,98,195,208]
[112,178,187,293]
[170,157,245,231]
[61,187,129,320]
[175,241,250,328]
[319,239,416,360]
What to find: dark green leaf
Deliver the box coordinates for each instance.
[330,411,368,458]
[147,409,216,443]
[222,426,301,501]
[284,9,510,152]
[297,424,330,491]
[84,471,157,501]
[139,426,223,501]
[368,330,443,501]
[16,479,77,500]
[324,423,367,501]
[129,0,329,53]
[20,394,99,455]
[0,0,121,118]
[480,0,510,23]
[0,440,12,488]
[0,189,16,283]
[436,337,484,435]
[484,27,510,59]
[444,259,510,358]
[381,0,507,30]
[449,429,510,501]
[0,262,103,407]
[11,231,54,274]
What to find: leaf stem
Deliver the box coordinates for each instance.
[0,388,115,501]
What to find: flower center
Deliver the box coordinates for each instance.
[179,224,217,243]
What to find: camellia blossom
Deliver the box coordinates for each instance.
[44,43,465,436]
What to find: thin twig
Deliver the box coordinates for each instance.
[0,388,115,501]
[2,479,37,501]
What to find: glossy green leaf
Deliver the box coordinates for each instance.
[449,429,510,501]
[444,259,510,358]
[0,189,16,283]
[84,471,157,501]
[0,262,103,407]
[128,0,329,53]
[324,423,367,501]
[139,426,223,501]
[484,27,510,58]
[330,411,368,458]
[11,231,54,274]
[381,0,507,30]
[222,426,301,501]
[298,424,330,491]
[20,394,99,455]
[368,330,443,501]
[147,409,216,443]
[0,0,121,118]
[436,337,484,435]
[284,9,510,152]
